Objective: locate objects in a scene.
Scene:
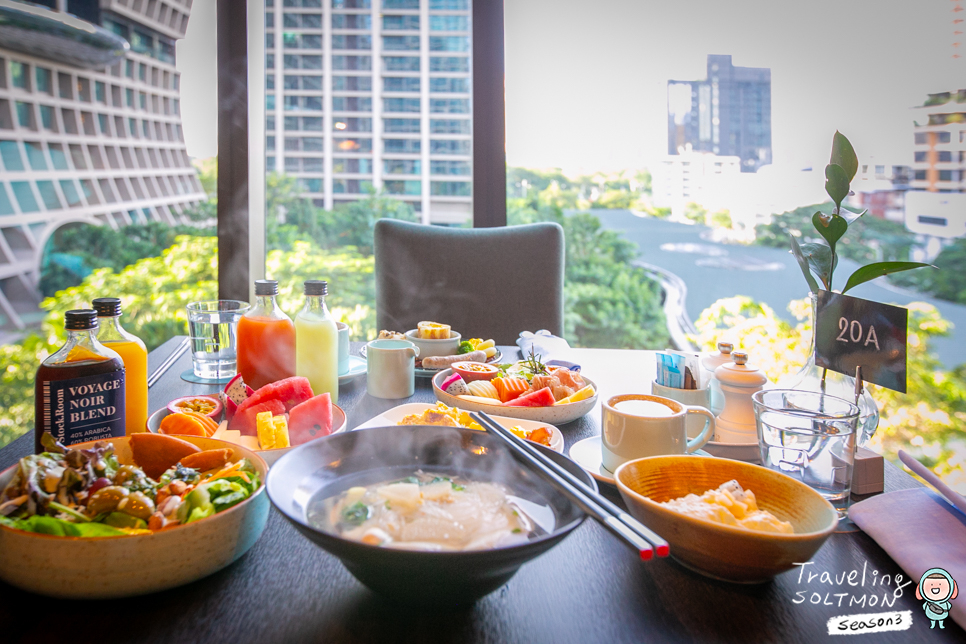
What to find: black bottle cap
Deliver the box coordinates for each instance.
[92,297,122,317]
[65,309,99,330]
[254,280,279,296]
[304,280,328,296]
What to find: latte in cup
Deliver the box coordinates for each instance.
[614,399,674,418]
[601,394,714,472]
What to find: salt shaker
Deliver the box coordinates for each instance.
[701,341,733,415]
[713,351,768,443]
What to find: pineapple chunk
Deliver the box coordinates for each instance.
[256,411,276,450]
[273,414,291,449]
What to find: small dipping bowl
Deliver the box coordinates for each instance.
[451,360,499,382]
[405,329,461,359]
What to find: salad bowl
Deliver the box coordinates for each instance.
[0,435,269,599]
[432,368,599,425]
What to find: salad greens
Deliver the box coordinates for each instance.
[0,432,261,537]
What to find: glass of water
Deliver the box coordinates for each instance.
[186,301,250,380]
[753,389,860,519]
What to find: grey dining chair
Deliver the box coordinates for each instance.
[374,219,565,346]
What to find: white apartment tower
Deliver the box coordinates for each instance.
[0,0,206,329]
[265,0,473,225]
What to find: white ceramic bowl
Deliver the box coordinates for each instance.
[405,328,461,359]
[0,435,269,599]
[146,405,348,466]
[432,368,598,425]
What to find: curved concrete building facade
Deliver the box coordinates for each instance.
[0,0,206,329]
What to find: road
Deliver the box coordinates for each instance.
[588,209,966,369]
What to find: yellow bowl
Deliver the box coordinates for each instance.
[0,435,269,598]
[615,456,838,583]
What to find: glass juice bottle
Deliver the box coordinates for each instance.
[93,298,148,434]
[295,280,339,403]
[237,279,296,390]
[35,310,126,452]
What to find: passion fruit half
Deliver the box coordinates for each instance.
[167,394,223,419]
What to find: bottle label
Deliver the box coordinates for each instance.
[41,371,126,446]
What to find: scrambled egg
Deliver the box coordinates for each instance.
[659,480,794,534]
[400,403,482,429]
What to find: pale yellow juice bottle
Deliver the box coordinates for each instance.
[295,280,339,403]
[93,298,148,433]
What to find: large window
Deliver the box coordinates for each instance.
[0,0,216,449]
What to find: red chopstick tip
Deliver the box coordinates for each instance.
[640,549,653,561]
[656,544,670,558]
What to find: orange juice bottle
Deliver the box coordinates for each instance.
[93,298,148,434]
[237,279,296,390]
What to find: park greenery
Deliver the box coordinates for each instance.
[0,169,671,448]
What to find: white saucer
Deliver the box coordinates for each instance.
[339,355,367,384]
[568,435,712,487]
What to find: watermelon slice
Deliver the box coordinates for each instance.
[229,399,286,436]
[288,393,334,445]
[236,376,314,419]
[502,387,555,408]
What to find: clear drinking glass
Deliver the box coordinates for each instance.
[186,300,250,380]
[753,389,860,519]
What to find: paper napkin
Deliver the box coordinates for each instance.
[849,488,966,629]
[517,330,572,360]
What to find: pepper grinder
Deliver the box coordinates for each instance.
[713,351,769,443]
[701,341,733,416]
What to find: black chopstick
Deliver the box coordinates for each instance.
[470,412,666,560]
[147,337,190,388]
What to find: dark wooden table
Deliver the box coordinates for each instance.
[0,338,960,644]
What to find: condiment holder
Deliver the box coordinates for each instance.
[713,351,768,444]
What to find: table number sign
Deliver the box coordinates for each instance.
[814,290,907,393]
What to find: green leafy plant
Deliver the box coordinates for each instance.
[790,132,934,293]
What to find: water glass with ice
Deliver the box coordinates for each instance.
[186,300,249,380]
[753,389,860,519]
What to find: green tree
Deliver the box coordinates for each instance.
[39,221,208,297]
[509,196,670,349]
[710,209,733,230]
[683,202,708,225]
[892,238,966,304]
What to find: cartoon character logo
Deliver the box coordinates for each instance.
[916,568,959,629]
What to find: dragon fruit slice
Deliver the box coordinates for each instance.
[440,372,470,396]
[224,374,253,421]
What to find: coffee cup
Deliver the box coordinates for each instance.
[366,339,419,399]
[337,322,350,375]
[601,394,714,472]
[651,381,712,440]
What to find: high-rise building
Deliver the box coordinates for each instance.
[667,54,771,173]
[0,0,206,329]
[910,89,966,194]
[264,0,473,225]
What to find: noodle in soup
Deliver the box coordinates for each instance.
[308,471,536,551]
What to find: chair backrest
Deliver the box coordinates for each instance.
[374,219,565,345]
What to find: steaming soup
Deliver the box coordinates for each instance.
[308,471,538,551]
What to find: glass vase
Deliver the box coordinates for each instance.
[778,294,880,446]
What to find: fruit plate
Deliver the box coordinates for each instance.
[146,405,348,466]
[353,402,565,453]
[432,369,598,425]
[359,345,502,378]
